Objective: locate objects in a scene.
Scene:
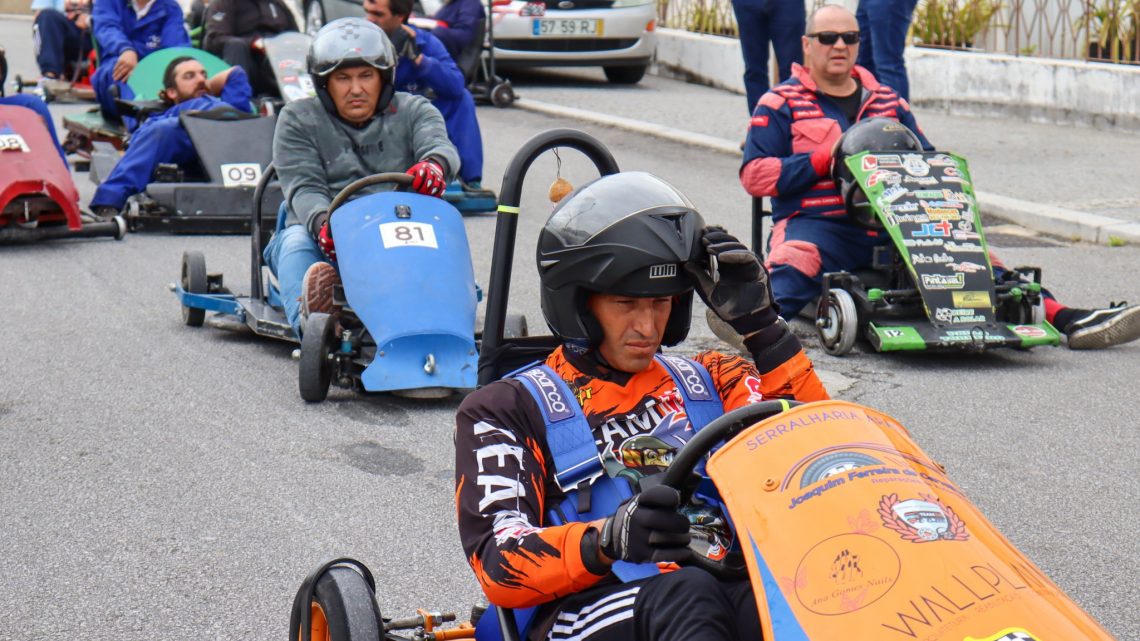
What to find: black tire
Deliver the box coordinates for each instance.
[603,64,646,84]
[490,82,515,108]
[299,312,336,403]
[817,288,858,356]
[305,567,384,641]
[504,313,527,339]
[181,251,207,327]
[800,451,883,488]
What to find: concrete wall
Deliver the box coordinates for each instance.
[653,27,1140,132]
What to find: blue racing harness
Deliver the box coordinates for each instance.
[512,353,724,581]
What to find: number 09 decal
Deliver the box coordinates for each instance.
[380,222,438,249]
[0,134,31,152]
[220,163,263,187]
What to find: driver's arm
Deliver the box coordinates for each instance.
[699,347,829,407]
[740,92,839,200]
[273,105,332,231]
[455,381,610,609]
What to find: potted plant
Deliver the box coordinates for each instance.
[911,0,1003,49]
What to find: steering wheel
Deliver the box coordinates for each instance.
[660,399,802,580]
[328,172,413,215]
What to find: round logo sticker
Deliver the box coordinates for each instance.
[795,533,901,615]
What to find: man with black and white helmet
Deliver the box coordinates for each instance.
[266,17,459,337]
[453,171,829,641]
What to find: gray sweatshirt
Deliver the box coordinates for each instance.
[273,92,461,230]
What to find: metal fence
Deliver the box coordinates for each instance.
[655,0,1140,65]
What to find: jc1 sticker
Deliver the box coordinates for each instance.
[0,133,30,152]
[380,221,438,249]
[220,162,262,187]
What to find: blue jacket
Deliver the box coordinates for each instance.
[93,0,190,62]
[431,0,485,61]
[147,66,254,124]
[396,26,483,181]
[741,64,933,223]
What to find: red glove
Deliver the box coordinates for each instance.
[407,159,446,197]
[317,221,336,262]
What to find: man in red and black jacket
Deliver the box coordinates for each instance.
[455,172,829,641]
[740,3,932,321]
[740,4,1140,349]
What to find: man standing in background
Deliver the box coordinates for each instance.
[855,0,919,101]
[730,0,804,115]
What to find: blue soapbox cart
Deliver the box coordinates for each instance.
[172,167,522,400]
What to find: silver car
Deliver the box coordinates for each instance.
[488,0,657,84]
[288,0,657,84]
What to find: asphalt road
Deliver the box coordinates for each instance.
[1,18,1138,640]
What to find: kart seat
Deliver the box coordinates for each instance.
[180,107,276,183]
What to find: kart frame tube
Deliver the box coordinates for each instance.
[479,128,620,387]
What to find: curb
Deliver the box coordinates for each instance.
[514,97,1140,246]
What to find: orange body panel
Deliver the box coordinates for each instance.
[706,400,1115,641]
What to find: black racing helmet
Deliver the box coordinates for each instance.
[307,18,398,116]
[832,117,924,228]
[536,172,705,348]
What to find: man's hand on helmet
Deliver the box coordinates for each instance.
[595,485,691,565]
[685,226,779,337]
[407,159,446,197]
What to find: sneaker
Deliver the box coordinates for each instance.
[300,262,341,324]
[1065,302,1140,349]
[460,179,496,199]
[92,205,120,221]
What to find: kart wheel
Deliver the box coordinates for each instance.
[817,288,858,356]
[299,312,336,403]
[504,313,527,339]
[303,566,384,641]
[112,215,128,241]
[490,82,515,108]
[181,251,207,327]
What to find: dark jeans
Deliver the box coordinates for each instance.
[33,9,93,78]
[855,0,919,101]
[731,0,804,115]
[543,567,761,641]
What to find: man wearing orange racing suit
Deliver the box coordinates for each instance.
[454,172,828,641]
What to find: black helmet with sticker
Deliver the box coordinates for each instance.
[832,117,924,228]
[536,171,705,348]
[307,18,398,116]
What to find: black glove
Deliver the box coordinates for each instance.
[598,485,691,564]
[685,226,779,336]
[390,27,421,63]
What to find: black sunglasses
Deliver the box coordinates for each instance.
[808,31,860,45]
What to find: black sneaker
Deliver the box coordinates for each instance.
[1065,302,1140,349]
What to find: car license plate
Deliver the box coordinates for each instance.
[532,18,603,37]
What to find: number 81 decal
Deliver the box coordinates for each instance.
[379,221,438,249]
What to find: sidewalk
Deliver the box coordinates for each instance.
[507,67,1140,244]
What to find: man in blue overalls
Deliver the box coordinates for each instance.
[454,172,829,640]
[363,0,489,194]
[90,57,251,218]
[91,0,189,123]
